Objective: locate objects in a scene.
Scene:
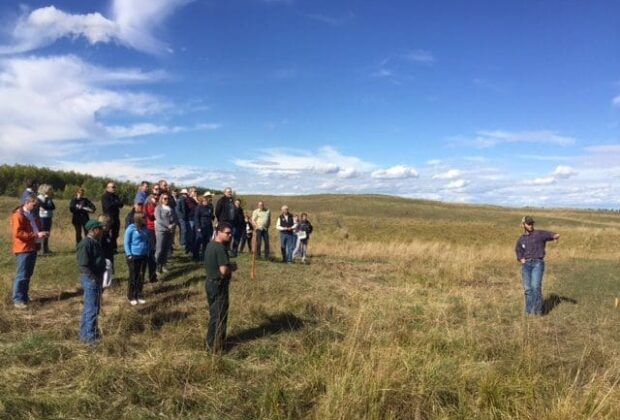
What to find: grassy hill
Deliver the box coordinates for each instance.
[1,194,619,419]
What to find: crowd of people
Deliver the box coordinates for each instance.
[10,178,561,351]
[10,178,314,350]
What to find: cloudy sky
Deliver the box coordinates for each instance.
[0,0,619,208]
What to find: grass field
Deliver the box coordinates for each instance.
[1,194,619,419]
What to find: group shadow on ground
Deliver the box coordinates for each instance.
[543,293,578,315]
[225,312,306,350]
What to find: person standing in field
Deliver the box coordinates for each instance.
[124,213,150,305]
[293,212,313,264]
[231,199,245,256]
[70,187,96,245]
[98,215,115,288]
[134,181,150,205]
[77,220,106,344]
[11,195,49,308]
[276,205,297,264]
[101,182,124,252]
[238,213,254,253]
[204,222,237,353]
[21,178,39,205]
[252,201,271,259]
[194,192,215,260]
[515,216,560,316]
[155,193,176,274]
[37,184,56,254]
[144,193,159,283]
[215,187,236,232]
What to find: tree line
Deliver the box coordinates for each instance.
[0,164,222,204]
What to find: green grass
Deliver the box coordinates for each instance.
[0,195,619,419]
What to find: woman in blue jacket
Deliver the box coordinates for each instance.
[124,213,150,305]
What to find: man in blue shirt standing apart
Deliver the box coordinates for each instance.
[515,216,560,316]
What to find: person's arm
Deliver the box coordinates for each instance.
[13,213,39,242]
[84,198,95,213]
[69,198,77,213]
[215,199,222,221]
[515,239,525,263]
[124,228,133,257]
[276,216,284,231]
[194,207,201,232]
[49,198,55,211]
[216,246,235,279]
[116,195,124,209]
[291,219,298,231]
[307,222,313,235]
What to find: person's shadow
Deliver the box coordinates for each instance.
[543,293,577,315]
[225,312,306,350]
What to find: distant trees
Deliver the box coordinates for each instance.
[0,164,221,204]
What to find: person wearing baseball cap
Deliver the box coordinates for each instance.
[77,219,106,344]
[515,216,560,315]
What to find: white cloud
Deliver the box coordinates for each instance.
[444,179,469,189]
[613,95,620,106]
[234,146,375,177]
[0,0,191,55]
[106,122,220,138]
[433,169,462,180]
[552,165,577,179]
[0,55,171,160]
[371,165,419,179]
[474,130,576,148]
[530,177,556,186]
[584,144,620,154]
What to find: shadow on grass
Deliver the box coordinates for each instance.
[160,263,201,282]
[226,312,305,350]
[543,293,578,315]
[33,288,83,305]
[138,290,200,315]
[150,310,190,331]
[152,276,203,295]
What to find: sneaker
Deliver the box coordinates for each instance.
[13,302,27,309]
[138,299,146,304]
[129,300,138,306]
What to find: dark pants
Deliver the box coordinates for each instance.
[205,277,230,352]
[147,230,157,282]
[255,229,270,258]
[195,226,213,260]
[40,217,52,252]
[127,256,147,300]
[110,218,120,250]
[239,232,252,253]
[73,222,88,245]
[232,225,243,254]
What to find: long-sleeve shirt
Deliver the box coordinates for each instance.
[70,197,95,225]
[195,204,215,229]
[101,191,124,219]
[155,204,176,232]
[252,208,271,230]
[515,230,556,261]
[124,224,150,257]
[77,236,106,281]
[215,196,235,223]
[37,194,56,218]
[276,214,297,233]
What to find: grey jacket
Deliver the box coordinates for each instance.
[155,205,176,232]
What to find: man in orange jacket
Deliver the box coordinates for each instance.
[11,195,49,308]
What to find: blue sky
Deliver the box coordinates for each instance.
[0,0,619,207]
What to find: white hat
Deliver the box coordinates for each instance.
[203,191,213,197]
[180,188,188,194]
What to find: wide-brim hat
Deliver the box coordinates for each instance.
[521,216,535,225]
[203,191,213,197]
[180,188,188,194]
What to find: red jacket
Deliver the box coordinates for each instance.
[11,206,42,254]
[144,202,156,231]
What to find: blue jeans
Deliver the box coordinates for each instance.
[80,275,102,344]
[280,233,296,263]
[522,259,544,315]
[185,220,195,253]
[179,217,187,248]
[255,229,270,258]
[13,251,37,304]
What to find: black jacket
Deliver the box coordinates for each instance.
[195,204,215,229]
[215,196,235,223]
[101,191,123,219]
[70,197,95,225]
